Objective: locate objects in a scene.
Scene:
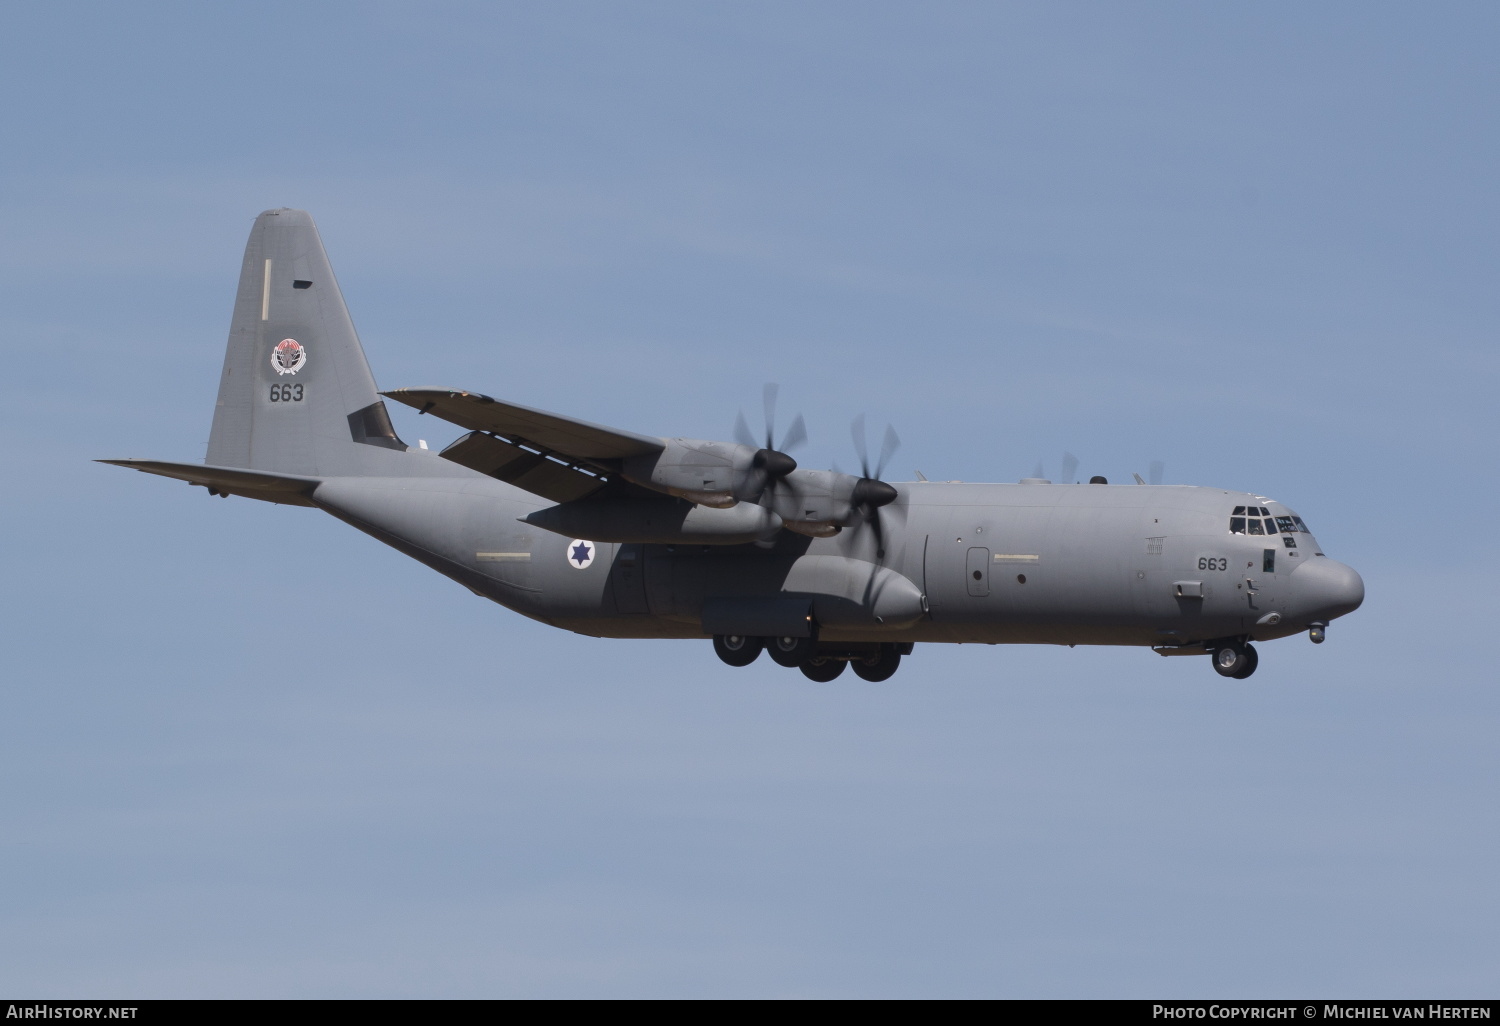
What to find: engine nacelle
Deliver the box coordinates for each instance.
[620,438,761,507]
[522,495,783,545]
[762,468,855,535]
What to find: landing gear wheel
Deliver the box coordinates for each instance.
[713,634,762,667]
[851,644,901,682]
[766,634,817,668]
[1212,642,1255,679]
[800,658,846,682]
[1230,643,1258,679]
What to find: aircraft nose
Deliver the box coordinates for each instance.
[1292,556,1365,622]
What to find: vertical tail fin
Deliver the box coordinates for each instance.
[206,208,407,476]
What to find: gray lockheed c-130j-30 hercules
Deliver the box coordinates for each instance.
[104,209,1364,682]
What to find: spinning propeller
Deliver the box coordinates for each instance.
[846,414,902,557]
[734,384,806,497]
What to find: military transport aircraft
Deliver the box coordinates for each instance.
[104,209,1364,682]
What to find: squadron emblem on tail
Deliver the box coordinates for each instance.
[271,338,307,375]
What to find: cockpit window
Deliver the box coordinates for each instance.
[1230,508,1313,535]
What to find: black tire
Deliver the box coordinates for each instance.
[1230,643,1259,679]
[768,636,816,669]
[766,634,817,667]
[851,645,901,682]
[1212,642,1251,678]
[800,658,846,682]
[713,634,762,667]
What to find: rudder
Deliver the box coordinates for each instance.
[206,208,407,476]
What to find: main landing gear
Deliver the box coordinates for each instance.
[712,634,910,681]
[1211,640,1258,679]
[712,634,762,667]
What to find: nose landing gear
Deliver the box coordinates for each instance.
[1211,641,1258,679]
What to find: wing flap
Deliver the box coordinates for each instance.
[98,459,320,506]
[438,432,607,503]
[382,388,663,463]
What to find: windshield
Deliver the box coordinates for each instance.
[1230,507,1311,535]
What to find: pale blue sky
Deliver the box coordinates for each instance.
[1,1,1495,997]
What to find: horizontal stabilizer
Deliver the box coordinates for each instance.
[98,459,320,506]
[382,388,664,467]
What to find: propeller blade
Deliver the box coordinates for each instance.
[1149,460,1165,486]
[876,424,900,481]
[762,383,779,450]
[733,411,757,449]
[851,414,870,478]
[1032,461,1045,480]
[779,413,808,454]
[1061,452,1078,485]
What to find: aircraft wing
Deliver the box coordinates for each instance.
[382,388,665,504]
[98,459,321,506]
[381,388,664,462]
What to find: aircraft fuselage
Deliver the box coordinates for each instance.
[311,468,1363,652]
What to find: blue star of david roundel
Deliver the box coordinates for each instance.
[567,539,596,570]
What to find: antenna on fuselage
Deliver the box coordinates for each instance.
[1133,461,1166,486]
